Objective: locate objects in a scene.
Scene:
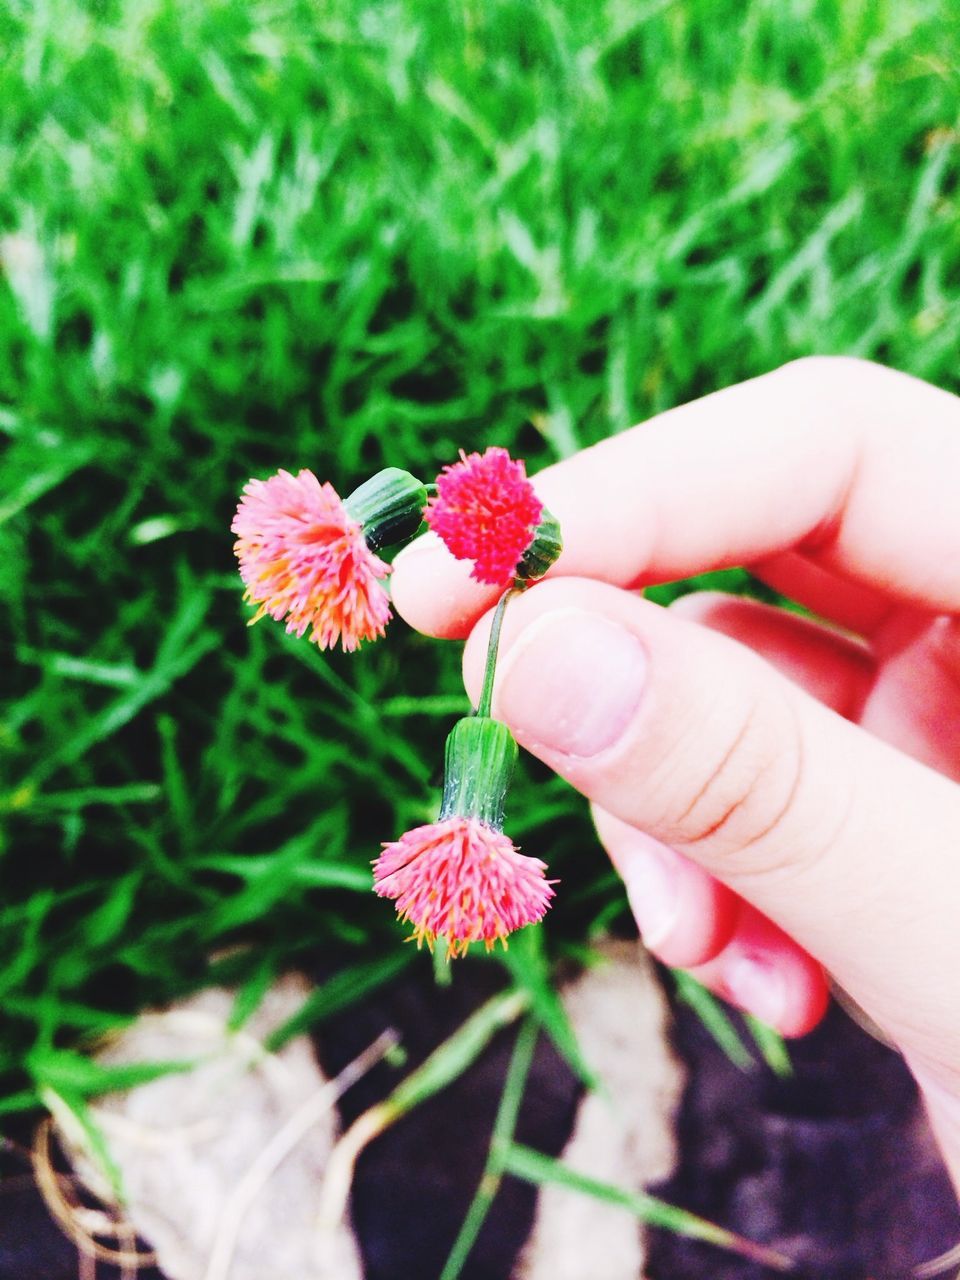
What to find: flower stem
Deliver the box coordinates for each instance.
[476,587,517,718]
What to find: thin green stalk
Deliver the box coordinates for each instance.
[439,1017,539,1280]
[318,989,530,1237]
[501,1143,795,1273]
[433,937,453,986]
[744,1014,793,1078]
[476,588,517,718]
[386,988,528,1116]
[672,970,753,1071]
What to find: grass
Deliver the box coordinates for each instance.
[1,0,959,1252]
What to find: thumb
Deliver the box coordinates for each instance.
[465,579,960,1085]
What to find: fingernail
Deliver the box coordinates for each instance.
[497,609,648,757]
[725,954,788,1027]
[619,845,679,951]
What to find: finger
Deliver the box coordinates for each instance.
[668,591,874,718]
[596,804,827,1034]
[908,1060,960,1192]
[592,806,737,968]
[391,530,485,639]
[685,904,829,1039]
[859,613,960,781]
[597,803,827,1034]
[462,577,960,1072]
[391,357,960,639]
[750,550,896,636]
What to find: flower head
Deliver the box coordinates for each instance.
[425,447,543,586]
[232,468,391,651]
[373,815,554,956]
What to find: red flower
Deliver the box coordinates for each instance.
[232,468,391,652]
[424,447,543,586]
[373,815,554,956]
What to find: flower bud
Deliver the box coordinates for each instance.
[515,507,562,581]
[439,716,518,830]
[344,467,428,551]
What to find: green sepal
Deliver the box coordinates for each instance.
[343,467,428,551]
[516,507,562,581]
[439,716,518,830]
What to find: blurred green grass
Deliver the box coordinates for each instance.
[2,0,959,1110]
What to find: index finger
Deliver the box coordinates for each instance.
[391,357,960,639]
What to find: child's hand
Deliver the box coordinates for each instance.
[391,357,960,1187]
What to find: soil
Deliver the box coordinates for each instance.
[2,957,958,1280]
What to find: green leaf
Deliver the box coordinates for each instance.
[228,949,279,1031]
[0,1090,40,1115]
[386,988,528,1118]
[672,971,754,1071]
[40,1087,126,1204]
[28,1049,196,1098]
[27,784,161,812]
[82,873,141,949]
[744,1014,793,1078]
[501,1144,793,1271]
[6,995,131,1033]
[0,434,94,527]
[265,950,413,1052]
[197,811,365,938]
[499,928,597,1089]
[439,1018,539,1280]
[0,891,54,998]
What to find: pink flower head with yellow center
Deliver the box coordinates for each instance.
[232,468,391,652]
[425,446,543,586]
[374,711,555,955]
[373,815,554,956]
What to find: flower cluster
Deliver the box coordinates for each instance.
[425,447,543,585]
[232,446,563,955]
[232,469,391,652]
[373,816,554,957]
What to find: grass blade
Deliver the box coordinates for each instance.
[672,970,754,1071]
[265,951,413,1052]
[439,1017,539,1280]
[499,928,597,1088]
[501,1143,794,1272]
[744,1014,793,1078]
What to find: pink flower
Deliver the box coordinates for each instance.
[424,447,543,586]
[373,815,554,956]
[232,468,391,652]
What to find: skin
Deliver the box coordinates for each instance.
[390,357,960,1190]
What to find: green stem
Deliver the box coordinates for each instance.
[476,588,517,719]
[438,1017,538,1280]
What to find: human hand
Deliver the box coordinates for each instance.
[390,357,960,1188]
